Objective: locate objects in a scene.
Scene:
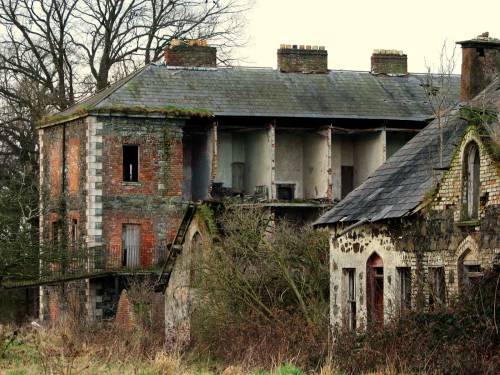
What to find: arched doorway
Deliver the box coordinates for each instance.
[367,252,384,325]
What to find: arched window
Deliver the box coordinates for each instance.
[462,142,480,219]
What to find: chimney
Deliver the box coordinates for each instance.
[164,39,217,67]
[277,44,328,73]
[371,49,407,75]
[457,32,500,101]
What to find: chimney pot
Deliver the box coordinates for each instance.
[277,44,328,73]
[457,33,500,100]
[371,49,408,75]
[164,39,216,67]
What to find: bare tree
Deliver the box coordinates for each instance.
[0,0,79,110]
[74,0,250,90]
[423,40,458,168]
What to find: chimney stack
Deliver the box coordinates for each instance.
[457,32,500,101]
[277,44,328,73]
[164,39,217,67]
[371,49,407,75]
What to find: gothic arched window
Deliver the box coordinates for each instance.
[462,142,480,219]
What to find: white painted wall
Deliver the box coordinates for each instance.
[275,131,304,198]
[331,135,342,201]
[215,132,247,189]
[329,224,414,329]
[245,129,272,198]
[303,130,329,199]
[353,131,386,187]
[215,132,232,187]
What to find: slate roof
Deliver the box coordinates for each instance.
[315,77,500,226]
[58,63,460,121]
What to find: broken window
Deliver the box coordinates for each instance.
[70,219,78,252]
[123,145,139,182]
[277,183,295,200]
[397,267,411,311]
[343,268,356,330]
[122,224,140,268]
[428,267,446,308]
[463,142,480,219]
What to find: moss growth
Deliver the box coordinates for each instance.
[198,204,218,239]
[36,104,213,127]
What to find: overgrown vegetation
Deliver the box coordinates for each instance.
[331,268,500,374]
[191,204,331,369]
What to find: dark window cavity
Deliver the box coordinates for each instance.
[429,267,446,308]
[397,267,411,311]
[71,219,78,252]
[277,183,295,200]
[123,145,139,182]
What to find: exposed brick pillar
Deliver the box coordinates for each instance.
[457,32,500,101]
[164,39,217,67]
[371,49,407,75]
[115,289,136,330]
[277,44,328,73]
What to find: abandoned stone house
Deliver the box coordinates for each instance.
[315,34,500,329]
[35,39,461,328]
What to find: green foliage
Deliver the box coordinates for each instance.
[197,204,218,238]
[460,106,497,126]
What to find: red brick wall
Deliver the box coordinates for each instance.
[67,138,80,195]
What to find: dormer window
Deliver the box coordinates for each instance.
[463,142,480,220]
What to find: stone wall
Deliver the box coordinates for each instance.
[329,124,499,328]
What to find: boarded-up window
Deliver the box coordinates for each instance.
[123,145,139,182]
[122,224,140,268]
[343,268,356,330]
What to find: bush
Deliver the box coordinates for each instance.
[191,204,330,370]
[331,268,500,374]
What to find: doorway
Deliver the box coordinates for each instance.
[122,224,140,268]
[367,253,384,325]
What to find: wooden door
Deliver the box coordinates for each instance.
[367,253,384,325]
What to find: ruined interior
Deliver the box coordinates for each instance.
[183,125,212,201]
[215,125,272,199]
[275,128,329,200]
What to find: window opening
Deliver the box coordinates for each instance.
[397,267,411,311]
[344,268,356,330]
[429,267,446,308]
[463,143,480,219]
[70,219,78,252]
[123,145,139,182]
[277,183,295,200]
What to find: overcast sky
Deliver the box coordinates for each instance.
[238,0,500,73]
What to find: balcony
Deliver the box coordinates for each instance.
[1,244,169,289]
